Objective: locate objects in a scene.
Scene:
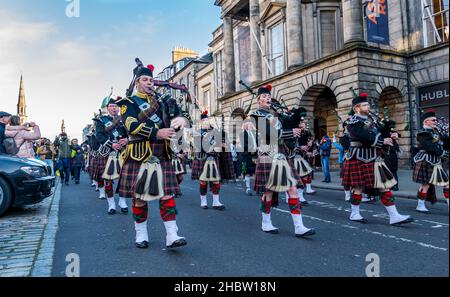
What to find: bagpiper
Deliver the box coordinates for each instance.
[413,109,449,213]
[252,85,315,237]
[116,64,188,249]
[191,110,227,210]
[342,93,413,225]
[94,97,129,215]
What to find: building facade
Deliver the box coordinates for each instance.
[210,0,449,168]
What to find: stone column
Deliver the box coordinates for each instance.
[342,0,365,45]
[223,16,236,94]
[250,0,262,82]
[286,0,304,67]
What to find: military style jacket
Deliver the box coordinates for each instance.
[116,91,184,163]
[250,108,295,157]
[94,115,128,157]
[345,114,385,163]
[414,127,449,165]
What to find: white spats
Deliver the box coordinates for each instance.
[107,197,116,211]
[416,199,429,213]
[98,187,106,199]
[350,204,365,222]
[212,195,223,207]
[305,184,316,194]
[297,188,307,203]
[200,195,207,208]
[245,176,252,190]
[385,205,413,225]
[134,221,149,243]
[291,214,314,237]
[118,197,128,209]
[284,192,289,204]
[344,191,351,202]
[164,221,186,248]
[261,213,278,233]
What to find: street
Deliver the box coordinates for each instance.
[50,172,449,277]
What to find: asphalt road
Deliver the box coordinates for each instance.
[52,172,449,277]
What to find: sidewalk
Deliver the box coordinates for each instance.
[311,169,441,200]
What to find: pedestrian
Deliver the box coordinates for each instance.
[115,64,187,249]
[37,138,55,176]
[71,139,85,185]
[319,134,332,183]
[231,140,240,182]
[5,116,41,158]
[54,132,72,186]
[342,93,413,225]
[412,109,449,213]
[252,85,315,237]
[0,111,12,154]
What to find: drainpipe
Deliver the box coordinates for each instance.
[405,0,416,168]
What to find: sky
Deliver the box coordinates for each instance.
[0,0,221,141]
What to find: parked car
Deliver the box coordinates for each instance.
[0,154,55,217]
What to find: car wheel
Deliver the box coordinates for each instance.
[0,177,13,217]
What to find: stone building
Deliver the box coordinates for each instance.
[210,0,449,168]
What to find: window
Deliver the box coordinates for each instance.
[269,22,286,76]
[423,0,449,46]
[214,50,224,98]
[204,89,211,113]
[319,10,338,57]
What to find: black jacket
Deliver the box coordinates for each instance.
[0,122,5,154]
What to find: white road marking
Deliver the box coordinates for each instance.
[272,207,448,252]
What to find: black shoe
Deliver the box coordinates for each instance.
[351,218,368,224]
[201,205,208,210]
[65,182,69,186]
[121,207,128,214]
[167,238,187,249]
[301,200,309,206]
[263,229,279,234]
[135,241,149,249]
[392,217,415,226]
[75,181,80,184]
[108,209,116,215]
[212,205,226,211]
[295,229,316,238]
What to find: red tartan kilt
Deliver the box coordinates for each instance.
[191,158,220,180]
[412,161,434,184]
[219,152,236,180]
[342,159,375,188]
[117,158,181,199]
[93,155,108,181]
[254,155,300,194]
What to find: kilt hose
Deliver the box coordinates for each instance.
[342,159,376,189]
[117,158,181,199]
[254,155,301,194]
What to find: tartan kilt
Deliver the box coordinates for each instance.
[191,158,220,181]
[219,152,236,180]
[412,161,435,184]
[254,155,300,194]
[287,158,304,184]
[93,155,108,181]
[117,158,180,199]
[342,159,375,188]
[87,154,95,176]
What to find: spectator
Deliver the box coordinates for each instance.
[5,116,41,158]
[0,111,12,154]
[333,133,345,168]
[71,138,84,184]
[37,138,55,176]
[319,134,332,183]
[230,140,240,181]
[54,132,72,186]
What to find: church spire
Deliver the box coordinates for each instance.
[17,74,28,125]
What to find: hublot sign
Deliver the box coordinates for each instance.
[418,82,449,108]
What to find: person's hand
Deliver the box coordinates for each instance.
[157,128,176,140]
[112,143,122,150]
[307,152,313,158]
[384,138,393,146]
[293,128,302,137]
[390,132,399,140]
[301,145,309,152]
[118,138,128,146]
[171,117,188,130]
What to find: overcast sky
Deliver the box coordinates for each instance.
[0,0,221,141]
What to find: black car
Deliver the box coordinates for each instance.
[0,154,55,217]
